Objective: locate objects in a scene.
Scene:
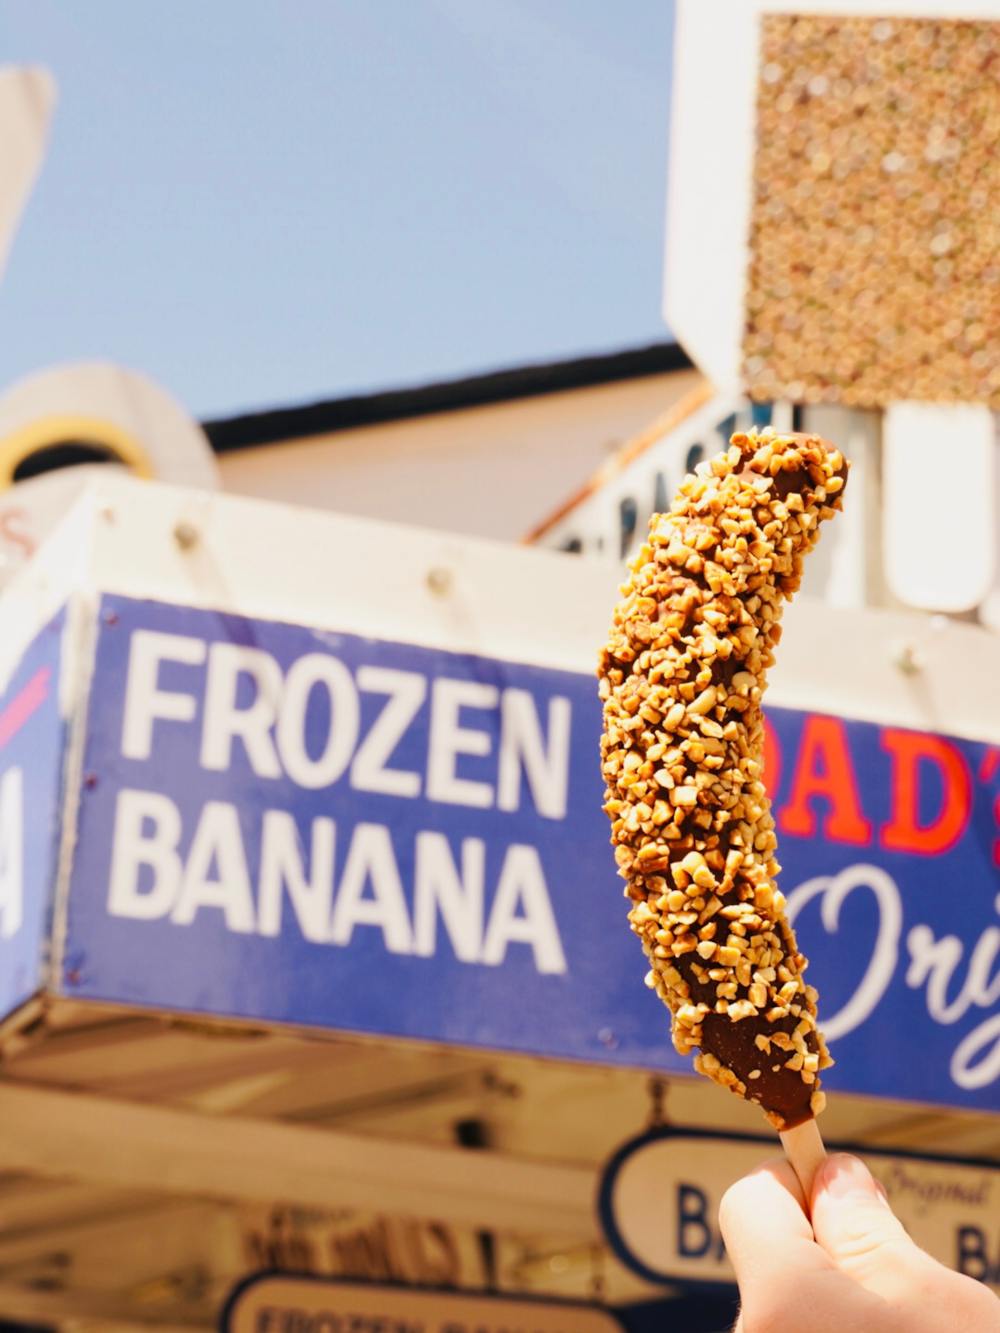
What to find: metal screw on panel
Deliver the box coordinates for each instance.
[426,567,452,596]
[892,642,923,675]
[598,1027,619,1049]
[173,521,200,551]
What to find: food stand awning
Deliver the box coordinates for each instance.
[1,475,999,1111]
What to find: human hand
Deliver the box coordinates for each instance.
[719,1151,1000,1332]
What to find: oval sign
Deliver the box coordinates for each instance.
[222,1272,626,1333]
[598,1126,1000,1295]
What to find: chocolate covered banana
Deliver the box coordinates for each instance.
[598,427,846,1130]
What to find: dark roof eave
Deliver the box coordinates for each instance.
[202,341,693,453]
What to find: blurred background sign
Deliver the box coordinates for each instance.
[598,1126,1000,1294]
[223,1272,626,1333]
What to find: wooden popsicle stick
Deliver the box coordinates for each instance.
[780,1117,827,1210]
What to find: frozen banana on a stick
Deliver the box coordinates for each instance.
[598,427,846,1140]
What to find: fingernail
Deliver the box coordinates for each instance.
[818,1153,886,1204]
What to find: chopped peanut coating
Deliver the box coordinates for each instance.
[598,427,843,1130]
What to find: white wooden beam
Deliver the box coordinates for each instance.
[883,402,996,611]
[0,1081,598,1237]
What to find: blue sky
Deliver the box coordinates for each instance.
[2,2,675,419]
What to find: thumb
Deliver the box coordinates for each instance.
[810,1153,936,1303]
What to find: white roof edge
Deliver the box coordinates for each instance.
[1,476,999,744]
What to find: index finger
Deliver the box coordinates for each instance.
[720,1158,890,1333]
[720,1155,824,1287]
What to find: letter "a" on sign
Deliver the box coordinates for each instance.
[0,767,24,940]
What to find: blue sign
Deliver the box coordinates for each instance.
[0,608,66,1021]
[766,712,1000,1112]
[64,595,676,1069]
[61,595,1000,1112]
